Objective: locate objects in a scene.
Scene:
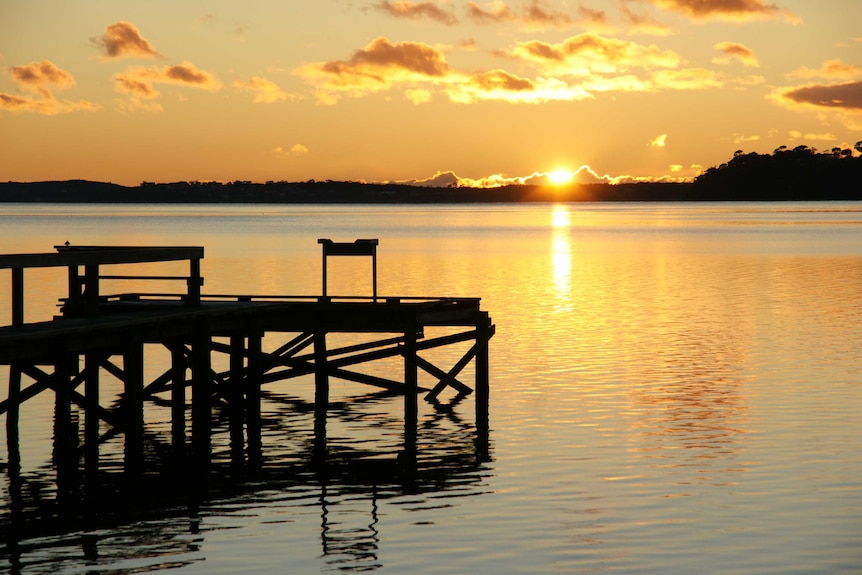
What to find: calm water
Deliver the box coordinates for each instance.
[1,202,861,574]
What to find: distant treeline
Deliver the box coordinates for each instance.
[2,144,861,203]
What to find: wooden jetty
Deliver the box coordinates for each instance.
[0,243,494,515]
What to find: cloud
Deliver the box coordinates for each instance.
[775,81,862,111]
[465,1,516,23]
[405,88,433,103]
[652,68,721,90]
[114,62,221,108]
[9,59,76,89]
[1,59,97,115]
[788,130,836,141]
[465,1,575,30]
[0,91,98,115]
[296,37,452,102]
[91,21,160,60]
[713,42,759,67]
[787,59,861,80]
[505,33,681,74]
[234,76,296,103]
[401,164,697,188]
[375,1,458,25]
[450,73,593,103]
[621,5,673,36]
[274,144,309,156]
[649,134,667,147]
[771,80,862,129]
[299,31,728,104]
[577,6,613,32]
[733,134,760,143]
[649,0,800,23]
[397,170,461,186]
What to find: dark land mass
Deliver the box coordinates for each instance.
[3,145,861,203]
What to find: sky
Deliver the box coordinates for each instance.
[1,0,860,188]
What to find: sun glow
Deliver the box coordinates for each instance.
[548,169,574,185]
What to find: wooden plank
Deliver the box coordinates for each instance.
[0,246,204,269]
[317,238,378,256]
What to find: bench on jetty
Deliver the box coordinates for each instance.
[1,243,494,500]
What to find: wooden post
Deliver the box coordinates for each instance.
[124,342,144,478]
[403,325,418,458]
[313,330,328,459]
[229,334,246,470]
[84,353,101,484]
[6,363,22,476]
[6,364,24,540]
[475,313,491,458]
[169,341,187,459]
[53,353,78,507]
[11,268,24,325]
[246,329,263,468]
[191,321,212,475]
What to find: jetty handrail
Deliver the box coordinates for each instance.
[2,246,204,326]
[318,239,378,302]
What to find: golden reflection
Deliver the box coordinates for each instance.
[550,205,572,299]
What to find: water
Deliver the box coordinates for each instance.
[1,202,861,574]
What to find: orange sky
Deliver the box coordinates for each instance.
[1,0,860,188]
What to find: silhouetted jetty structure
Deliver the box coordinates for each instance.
[0,242,494,517]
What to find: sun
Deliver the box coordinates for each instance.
[548,169,574,185]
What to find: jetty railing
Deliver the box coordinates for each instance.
[0,245,204,324]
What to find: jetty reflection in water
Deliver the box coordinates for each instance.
[2,383,490,573]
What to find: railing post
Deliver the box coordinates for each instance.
[246,328,263,468]
[11,268,24,325]
[124,341,144,478]
[187,258,202,306]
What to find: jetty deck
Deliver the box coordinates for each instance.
[1,244,494,514]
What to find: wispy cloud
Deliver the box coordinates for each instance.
[787,59,861,80]
[649,134,667,147]
[375,1,458,25]
[733,133,760,144]
[621,5,672,36]
[91,21,161,60]
[275,144,310,156]
[465,0,576,30]
[0,59,98,115]
[114,62,221,111]
[503,33,681,74]
[234,76,296,103]
[713,42,760,67]
[649,0,800,23]
[788,130,836,141]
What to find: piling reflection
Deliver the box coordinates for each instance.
[0,385,491,574]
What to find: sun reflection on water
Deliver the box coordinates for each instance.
[551,205,572,302]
